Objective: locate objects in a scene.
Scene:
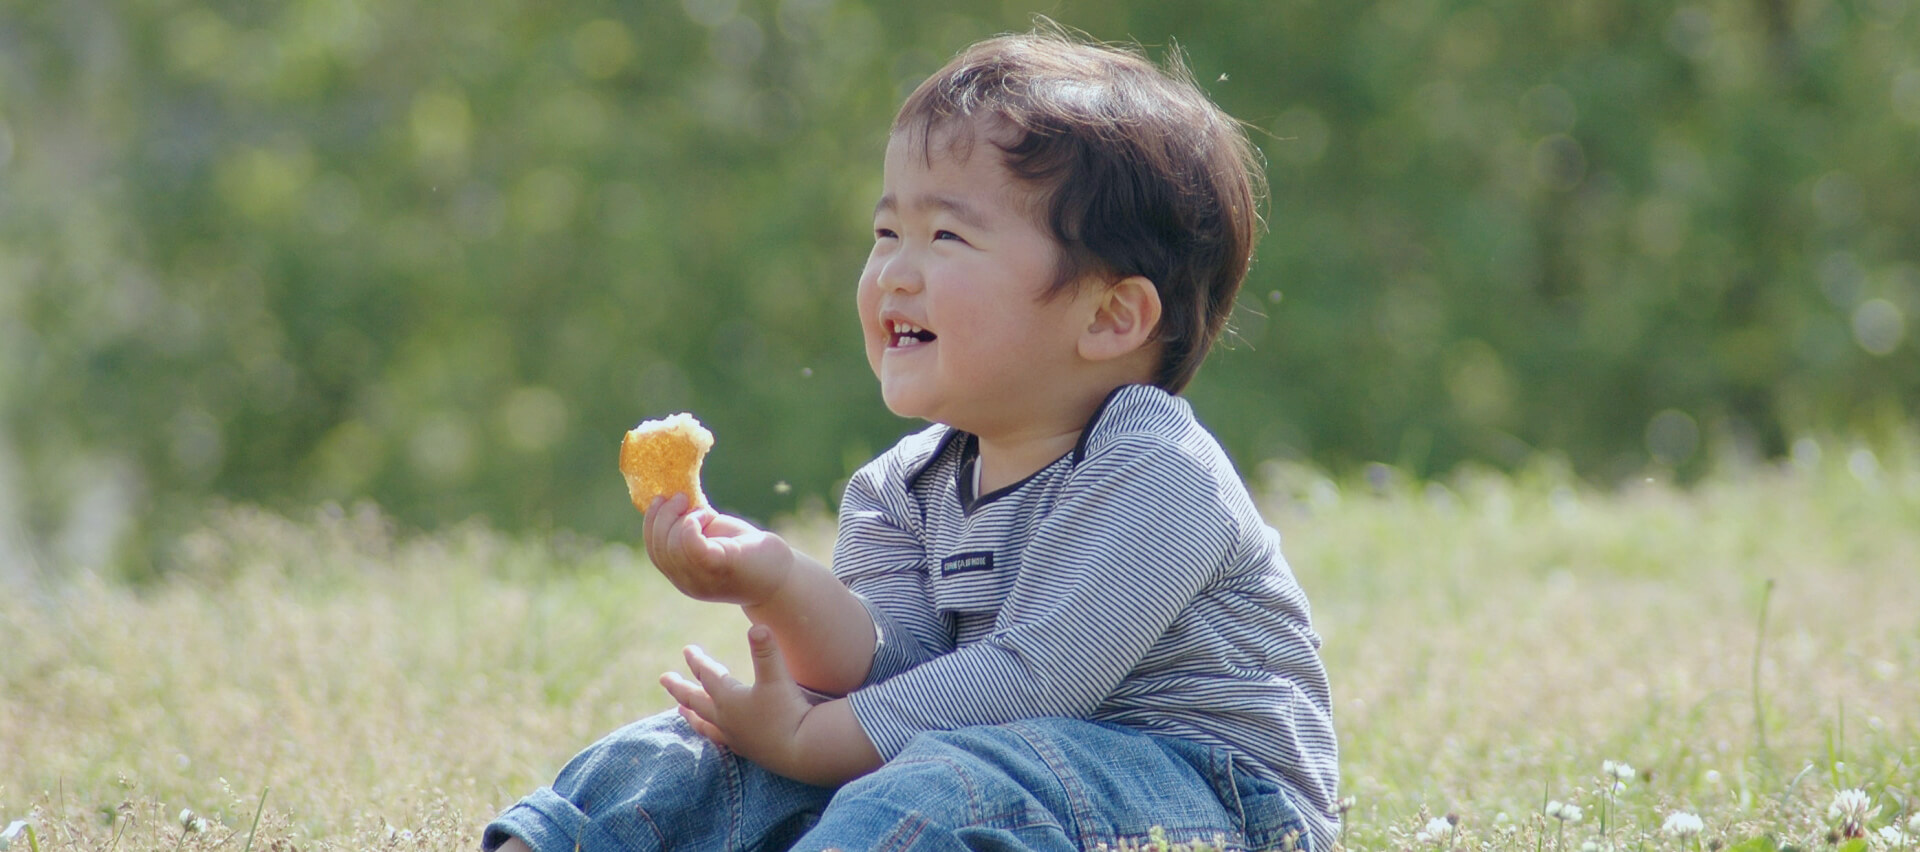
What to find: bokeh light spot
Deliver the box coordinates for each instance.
[572,19,636,80]
[313,419,384,497]
[1849,447,1881,484]
[410,414,477,484]
[410,85,472,176]
[1631,197,1690,258]
[1851,298,1905,356]
[682,0,739,28]
[1645,409,1699,466]
[215,141,316,219]
[500,386,570,452]
[1272,107,1330,166]
[1790,437,1822,472]
[1444,340,1513,425]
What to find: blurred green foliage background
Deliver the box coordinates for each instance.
[2,0,1917,573]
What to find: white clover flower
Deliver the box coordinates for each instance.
[1831,788,1877,821]
[1604,761,1635,783]
[1547,800,1583,823]
[1416,816,1454,843]
[1662,811,1704,839]
[1832,789,1881,837]
[1909,812,1920,835]
[1874,825,1908,849]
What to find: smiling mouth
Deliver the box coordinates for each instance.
[889,320,937,348]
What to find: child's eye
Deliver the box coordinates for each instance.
[874,227,898,240]
[933,230,965,243]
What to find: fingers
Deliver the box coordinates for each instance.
[676,704,729,746]
[642,494,677,565]
[644,493,688,550]
[660,670,720,722]
[683,644,740,693]
[644,491,688,518]
[698,511,758,539]
[645,494,721,581]
[746,625,791,687]
[660,674,729,747]
[664,650,742,749]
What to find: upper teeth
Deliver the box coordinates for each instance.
[892,321,925,335]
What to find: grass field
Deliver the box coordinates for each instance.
[3,439,1917,851]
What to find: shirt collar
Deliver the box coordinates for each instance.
[902,383,1161,490]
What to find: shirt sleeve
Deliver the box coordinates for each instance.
[832,462,953,688]
[847,439,1235,759]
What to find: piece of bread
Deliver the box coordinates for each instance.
[618,413,714,511]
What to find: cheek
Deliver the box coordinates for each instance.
[855,273,885,359]
[855,268,879,318]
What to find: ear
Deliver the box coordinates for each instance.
[1077,275,1162,362]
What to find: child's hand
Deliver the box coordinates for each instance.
[662,626,811,773]
[643,492,794,607]
[663,625,884,786]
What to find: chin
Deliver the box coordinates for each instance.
[878,384,940,423]
[880,392,925,421]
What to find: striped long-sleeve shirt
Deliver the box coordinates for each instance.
[834,384,1340,849]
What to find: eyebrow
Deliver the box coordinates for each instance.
[873,193,993,231]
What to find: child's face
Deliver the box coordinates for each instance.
[858,121,1098,436]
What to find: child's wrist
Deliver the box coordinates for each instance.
[739,545,799,614]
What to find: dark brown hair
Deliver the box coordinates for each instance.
[894,27,1264,393]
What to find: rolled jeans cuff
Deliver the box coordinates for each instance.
[483,785,652,852]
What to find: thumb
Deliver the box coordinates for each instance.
[747,625,790,686]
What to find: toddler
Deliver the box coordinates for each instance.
[486,27,1339,852]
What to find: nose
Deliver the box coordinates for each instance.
[875,245,923,294]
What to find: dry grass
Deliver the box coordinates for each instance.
[2,440,1916,851]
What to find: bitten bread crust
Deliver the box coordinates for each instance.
[618,413,714,511]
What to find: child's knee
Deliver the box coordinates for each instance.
[809,732,1074,850]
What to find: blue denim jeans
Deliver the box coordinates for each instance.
[484,710,1311,851]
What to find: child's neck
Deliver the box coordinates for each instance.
[966,381,1135,493]
[973,427,1082,495]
